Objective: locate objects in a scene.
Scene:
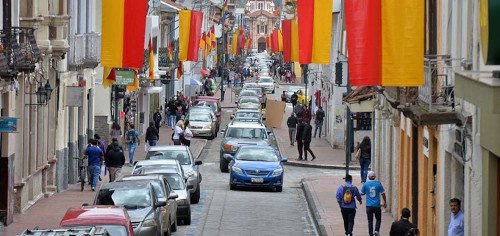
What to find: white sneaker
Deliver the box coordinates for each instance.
[374,231,379,236]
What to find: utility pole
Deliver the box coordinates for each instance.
[3,0,11,28]
[345,77,352,176]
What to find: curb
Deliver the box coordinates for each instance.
[194,139,208,159]
[301,178,328,236]
[284,161,361,170]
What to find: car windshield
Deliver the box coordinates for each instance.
[161,173,185,190]
[190,107,213,114]
[96,188,151,209]
[259,78,273,83]
[226,127,267,139]
[247,88,263,95]
[239,97,259,104]
[188,113,211,122]
[146,150,191,164]
[240,90,257,96]
[148,180,165,198]
[195,101,217,113]
[236,148,279,162]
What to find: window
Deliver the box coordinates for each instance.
[257,26,260,34]
[264,25,268,34]
[258,3,263,9]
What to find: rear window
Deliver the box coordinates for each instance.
[225,127,267,139]
[146,150,191,165]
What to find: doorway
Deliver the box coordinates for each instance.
[258,37,266,52]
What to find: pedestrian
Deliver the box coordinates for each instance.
[94,134,107,157]
[361,171,387,236]
[291,92,298,109]
[295,119,305,160]
[287,113,298,146]
[302,119,316,161]
[313,106,325,138]
[168,99,177,128]
[448,198,464,236]
[175,101,184,123]
[109,122,122,145]
[358,136,372,183]
[173,120,184,145]
[105,138,125,182]
[182,120,193,147]
[153,108,162,130]
[299,105,312,123]
[390,208,417,236]
[145,121,159,147]
[281,91,287,102]
[124,124,140,166]
[294,103,303,117]
[336,174,362,236]
[84,139,104,191]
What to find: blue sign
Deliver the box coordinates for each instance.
[0,117,18,133]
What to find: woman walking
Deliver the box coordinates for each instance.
[109,122,122,145]
[182,120,193,147]
[358,136,372,183]
[173,120,184,145]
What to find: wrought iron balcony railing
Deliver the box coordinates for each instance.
[0,27,41,74]
[67,34,85,69]
[158,41,179,69]
[383,87,419,107]
[84,32,101,68]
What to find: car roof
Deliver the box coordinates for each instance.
[148,145,189,152]
[120,174,164,182]
[135,159,182,167]
[141,168,180,175]
[60,206,130,227]
[235,109,260,113]
[227,122,266,128]
[99,179,152,190]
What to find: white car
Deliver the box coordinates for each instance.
[257,77,275,94]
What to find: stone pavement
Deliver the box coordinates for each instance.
[0,126,206,235]
[302,175,394,236]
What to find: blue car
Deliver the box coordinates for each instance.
[225,145,288,192]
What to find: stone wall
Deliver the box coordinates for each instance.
[94,116,110,142]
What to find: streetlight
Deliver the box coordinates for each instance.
[35,83,47,104]
[44,81,53,101]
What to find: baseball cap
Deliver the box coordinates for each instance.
[368,171,376,178]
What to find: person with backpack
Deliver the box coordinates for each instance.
[153,108,162,130]
[145,121,159,146]
[124,124,140,166]
[390,208,417,236]
[105,138,125,182]
[336,174,363,236]
[361,171,387,236]
[313,106,325,138]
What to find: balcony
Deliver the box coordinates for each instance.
[158,41,178,70]
[67,34,85,70]
[83,32,101,68]
[0,27,41,74]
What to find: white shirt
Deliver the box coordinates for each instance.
[184,128,193,141]
[448,210,464,236]
[173,126,183,140]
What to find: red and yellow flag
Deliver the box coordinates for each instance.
[345,0,424,86]
[102,67,116,89]
[206,31,212,52]
[167,42,173,60]
[127,69,139,91]
[179,10,204,62]
[177,61,183,79]
[210,26,216,49]
[282,20,292,62]
[199,33,208,58]
[231,30,240,56]
[101,0,148,68]
[291,20,299,61]
[148,37,154,81]
[296,0,333,64]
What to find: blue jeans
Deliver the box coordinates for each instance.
[360,158,371,182]
[148,139,157,146]
[366,206,382,236]
[169,115,176,128]
[88,165,101,188]
[166,112,172,127]
[128,142,137,164]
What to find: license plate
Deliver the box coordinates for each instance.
[251,178,263,183]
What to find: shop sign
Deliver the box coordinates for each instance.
[114,69,135,86]
[0,117,18,133]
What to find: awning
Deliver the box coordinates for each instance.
[190,78,203,86]
[141,86,163,94]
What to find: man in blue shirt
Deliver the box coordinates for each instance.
[361,171,387,236]
[84,139,104,191]
[336,174,362,236]
[448,198,464,236]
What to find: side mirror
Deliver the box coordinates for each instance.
[187,185,194,190]
[195,160,203,165]
[281,157,288,163]
[168,193,179,200]
[224,154,234,162]
[220,129,225,134]
[230,115,234,120]
[155,201,167,208]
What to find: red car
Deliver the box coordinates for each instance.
[60,206,134,236]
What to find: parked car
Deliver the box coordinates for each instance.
[186,112,217,139]
[145,145,203,204]
[20,226,109,236]
[230,109,263,122]
[93,180,177,236]
[225,145,288,192]
[238,90,258,97]
[137,169,193,225]
[219,121,276,172]
[120,175,178,231]
[194,96,221,118]
[236,96,260,108]
[60,206,134,236]
[189,106,220,132]
[132,159,185,180]
[257,77,275,94]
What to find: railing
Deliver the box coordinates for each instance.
[158,41,178,69]
[384,87,419,106]
[67,34,85,69]
[419,55,460,112]
[84,32,100,68]
[0,27,41,73]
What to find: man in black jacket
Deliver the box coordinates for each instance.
[295,119,305,160]
[314,106,325,138]
[302,120,317,161]
[105,138,125,182]
[145,121,159,146]
[291,92,298,109]
[389,208,417,236]
[287,113,298,146]
[153,108,162,130]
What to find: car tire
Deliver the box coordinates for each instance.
[184,211,192,225]
[272,89,275,94]
[208,132,215,140]
[191,184,201,203]
[276,186,283,192]
[220,156,229,172]
[230,183,237,190]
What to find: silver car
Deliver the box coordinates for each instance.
[186,112,217,139]
[145,146,203,204]
[257,77,275,94]
[132,159,185,180]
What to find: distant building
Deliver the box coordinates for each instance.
[245,0,278,52]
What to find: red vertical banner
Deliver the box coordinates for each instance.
[272,30,279,53]
[282,20,292,62]
[187,11,204,61]
[121,0,148,67]
[345,0,381,85]
[297,0,314,64]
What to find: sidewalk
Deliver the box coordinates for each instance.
[273,103,360,170]
[302,175,394,236]
[0,126,206,235]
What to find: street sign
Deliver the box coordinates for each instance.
[114,69,135,85]
[66,86,84,107]
[0,117,18,133]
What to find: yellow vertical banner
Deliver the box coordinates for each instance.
[311,0,333,64]
[381,0,424,86]
[278,30,283,52]
[179,10,192,62]
[101,0,125,67]
[232,31,239,56]
[291,20,299,62]
[294,62,302,78]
